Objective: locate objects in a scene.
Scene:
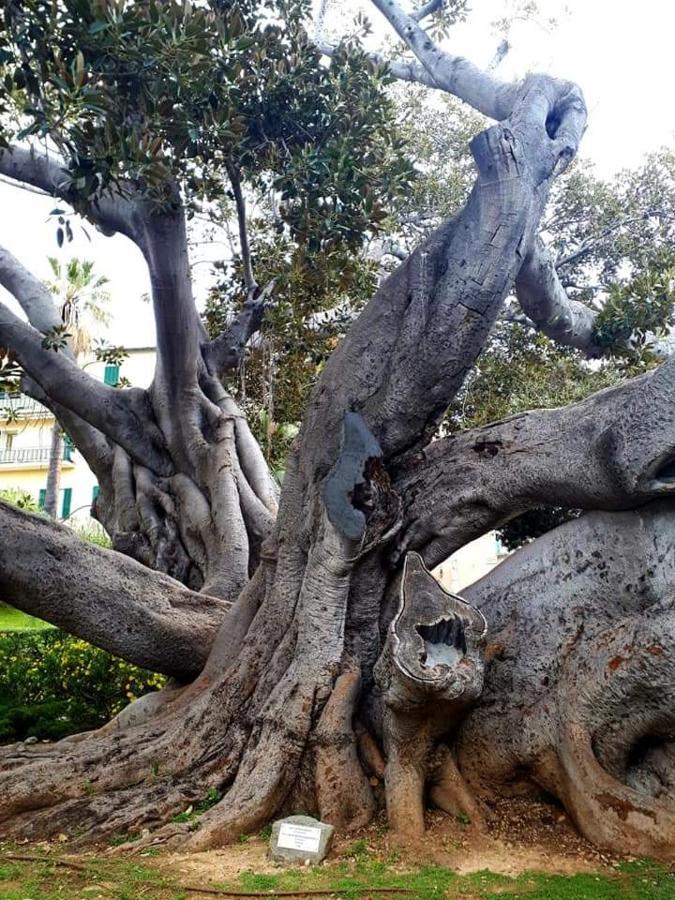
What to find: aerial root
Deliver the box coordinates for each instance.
[314,668,376,831]
[556,721,675,860]
[429,745,486,830]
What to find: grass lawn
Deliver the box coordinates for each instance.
[0,604,52,632]
[0,847,672,900]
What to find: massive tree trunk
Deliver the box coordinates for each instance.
[0,3,674,862]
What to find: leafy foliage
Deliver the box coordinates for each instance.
[0,0,413,242]
[204,238,379,473]
[0,629,164,741]
[498,506,582,553]
[447,321,624,432]
[0,487,38,512]
[593,247,675,359]
[0,345,20,395]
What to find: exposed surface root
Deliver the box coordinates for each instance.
[315,668,376,831]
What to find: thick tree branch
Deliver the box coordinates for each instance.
[0,299,170,473]
[137,206,206,393]
[0,501,230,678]
[395,354,675,568]
[368,0,519,118]
[515,236,600,355]
[0,145,138,241]
[22,377,114,479]
[296,72,586,492]
[0,244,63,333]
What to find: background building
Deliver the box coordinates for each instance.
[434,532,509,593]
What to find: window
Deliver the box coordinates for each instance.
[4,432,15,451]
[92,484,100,501]
[38,488,46,510]
[61,487,72,519]
[63,434,74,462]
[103,364,120,386]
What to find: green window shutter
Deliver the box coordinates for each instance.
[63,434,74,462]
[92,484,100,501]
[103,364,120,386]
[38,488,46,510]
[61,487,72,519]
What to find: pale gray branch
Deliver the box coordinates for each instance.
[0,245,62,333]
[0,298,169,472]
[206,280,274,375]
[0,500,229,678]
[515,236,600,355]
[411,0,444,22]
[397,352,675,569]
[487,38,510,72]
[368,0,518,118]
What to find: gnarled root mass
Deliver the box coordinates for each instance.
[0,415,396,848]
[457,501,675,860]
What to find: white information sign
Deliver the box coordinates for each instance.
[277,822,322,853]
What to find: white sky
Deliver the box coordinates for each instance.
[1,0,673,348]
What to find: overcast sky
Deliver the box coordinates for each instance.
[1,0,673,348]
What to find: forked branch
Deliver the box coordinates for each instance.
[367,0,518,118]
[0,298,169,472]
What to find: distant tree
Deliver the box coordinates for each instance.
[41,256,111,518]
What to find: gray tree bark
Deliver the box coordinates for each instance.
[457,500,675,858]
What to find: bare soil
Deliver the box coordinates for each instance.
[158,797,625,885]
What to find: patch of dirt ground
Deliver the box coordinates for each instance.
[159,797,626,885]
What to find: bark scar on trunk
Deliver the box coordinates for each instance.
[374,552,487,840]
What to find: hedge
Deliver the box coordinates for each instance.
[0,630,165,742]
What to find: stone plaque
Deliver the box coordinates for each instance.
[270,814,334,864]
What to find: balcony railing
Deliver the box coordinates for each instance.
[0,446,72,465]
[0,392,51,420]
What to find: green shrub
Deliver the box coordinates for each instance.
[0,487,39,512]
[72,522,113,548]
[0,630,165,742]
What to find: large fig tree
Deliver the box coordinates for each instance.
[1,0,674,860]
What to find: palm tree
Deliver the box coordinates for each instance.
[43,258,111,519]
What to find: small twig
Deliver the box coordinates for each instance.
[2,853,87,872]
[181,886,413,898]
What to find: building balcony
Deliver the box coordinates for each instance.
[0,392,52,421]
[0,446,74,467]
